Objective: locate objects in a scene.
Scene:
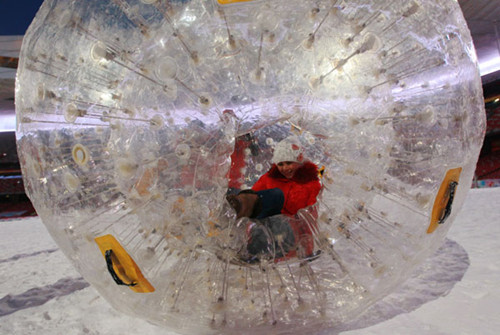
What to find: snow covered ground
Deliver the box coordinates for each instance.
[1,187,499,335]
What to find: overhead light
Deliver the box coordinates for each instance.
[0,114,16,132]
[479,56,500,76]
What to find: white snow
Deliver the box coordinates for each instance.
[1,187,499,335]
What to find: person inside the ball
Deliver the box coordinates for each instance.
[227,137,322,262]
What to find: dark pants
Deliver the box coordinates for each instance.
[245,188,296,259]
[247,215,296,259]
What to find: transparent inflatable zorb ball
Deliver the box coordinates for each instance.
[16,0,485,334]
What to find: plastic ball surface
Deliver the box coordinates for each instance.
[15,0,485,334]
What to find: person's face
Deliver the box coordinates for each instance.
[277,161,300,179]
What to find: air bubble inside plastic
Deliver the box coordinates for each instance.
[15,0,485,334]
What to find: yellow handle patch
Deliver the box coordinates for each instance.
[427,167,462,234]
[95,234,155,293]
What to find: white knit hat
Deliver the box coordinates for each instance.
[272,137,304,164]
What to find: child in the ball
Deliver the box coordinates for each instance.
[227,137,321,262]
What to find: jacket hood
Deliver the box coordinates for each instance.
[268,161,319,183]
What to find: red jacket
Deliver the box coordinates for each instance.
[252,161,321,258]
[252,161,321,216]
